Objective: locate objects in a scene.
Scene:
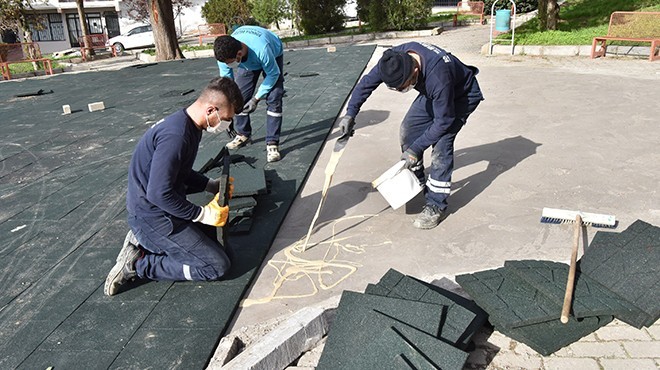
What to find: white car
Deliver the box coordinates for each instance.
[106,25,154,53]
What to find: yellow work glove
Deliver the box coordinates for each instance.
[193,193,229,227]
[206,177,234,199]
[229,176,234,199]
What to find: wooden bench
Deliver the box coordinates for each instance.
[198,23,227,46]
[78,34,116,61]
[591,11,660,61]
[453,1,485,27]
[0,42,53,80]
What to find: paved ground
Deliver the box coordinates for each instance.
[224,24,660,369]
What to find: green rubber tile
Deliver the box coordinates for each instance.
[140,281,239,329]
[0,45,377,368]
[317,291,456,369]
[369,269,487,350]
[111,328,220,369]
[345,321,467,370]
[497,315,613,356]
[229,216,254,234]
[456,267,561,329]
[228,196,257,210]
[205,162,267,197]
[18,349,117,370]
[364,282,392,296]
[36,301,154,351]
[0,320,61,369]
[579,220,659,327]
[506,260,647,327]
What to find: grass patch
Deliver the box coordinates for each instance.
[500,0,660,45]
[8,60,62,75]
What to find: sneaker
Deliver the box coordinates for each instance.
[413,204,447,229]
[267,144,281,162]
[104,231,142,296]
[226,134,250,150]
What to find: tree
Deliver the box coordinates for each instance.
[536,0,559,31]
[250,0,287,29]
[297,0,345,35]
[201,0,251,31]
[0,0,43,68]
[149,0,184,60]
[75,0,94,59]
[125,0,192,35]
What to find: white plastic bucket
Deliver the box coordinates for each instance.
[372,160,424,210]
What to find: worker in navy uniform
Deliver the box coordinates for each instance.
[104,77,244,296]
[339,42,484,229]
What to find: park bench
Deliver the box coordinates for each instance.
[591,11,660,61]
[198,23,227,46]
[78,34,116,61]
[453,1,485,27]
[0,42,53,80]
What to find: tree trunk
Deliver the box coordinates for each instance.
[537,0,548,30]
[22,28,39,70]
[149,0,184,61]
[75,0,94,59]
[547,0,560,30]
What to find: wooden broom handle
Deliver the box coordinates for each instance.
[561,214,582,324]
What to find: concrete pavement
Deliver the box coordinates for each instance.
[221,25,660,369]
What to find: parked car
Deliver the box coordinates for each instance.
[106,25,154,53]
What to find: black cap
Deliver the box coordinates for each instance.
[378,49,414,89]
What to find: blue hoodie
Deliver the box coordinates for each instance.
[217,26,284,99]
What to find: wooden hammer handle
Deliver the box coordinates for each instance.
[561,214,582,324]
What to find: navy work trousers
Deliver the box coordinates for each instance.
[129,214,230,281]
[400,79,483,210]
[233,54,284,145]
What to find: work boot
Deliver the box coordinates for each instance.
[266,144,281,162]
[104,231,143,296]
[226,134,250,150]
[413,204,447,229]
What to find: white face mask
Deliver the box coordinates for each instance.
[226,60,239,68]
[206,110,232,134]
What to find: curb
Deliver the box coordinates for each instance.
[482,43,655,58]
[282,27,444,49]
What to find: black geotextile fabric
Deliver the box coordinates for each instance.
[317,270,487,370]
[0,45,375,368]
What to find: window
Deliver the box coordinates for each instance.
[29,13,65,41]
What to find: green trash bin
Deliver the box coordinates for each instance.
[495,9,511,32]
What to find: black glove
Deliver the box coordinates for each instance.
[400,149,420,170]
[338,116,355,140]
[242,97,259,114]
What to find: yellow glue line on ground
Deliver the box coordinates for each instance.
[241,215,391,308]
[302,140,347,251]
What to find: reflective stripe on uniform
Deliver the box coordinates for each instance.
[428,178,451,188]
[267,110,282,117]
[426,182,451,194]
[183,264,192,280]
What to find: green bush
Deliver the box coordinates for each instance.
[249,0,287,28]
[483,0,537,15]
[201,0,251,30]
[387,0,432,30]
[368,0,388,31]
[297,0,346,35]
[357,0,432,31]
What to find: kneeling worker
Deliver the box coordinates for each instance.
[105,77,244,296]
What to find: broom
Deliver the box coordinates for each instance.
[540,207,616,324]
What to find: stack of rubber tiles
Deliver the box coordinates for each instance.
[317,269,488,369]
[456,220,659,356]
[196,155,268,234]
